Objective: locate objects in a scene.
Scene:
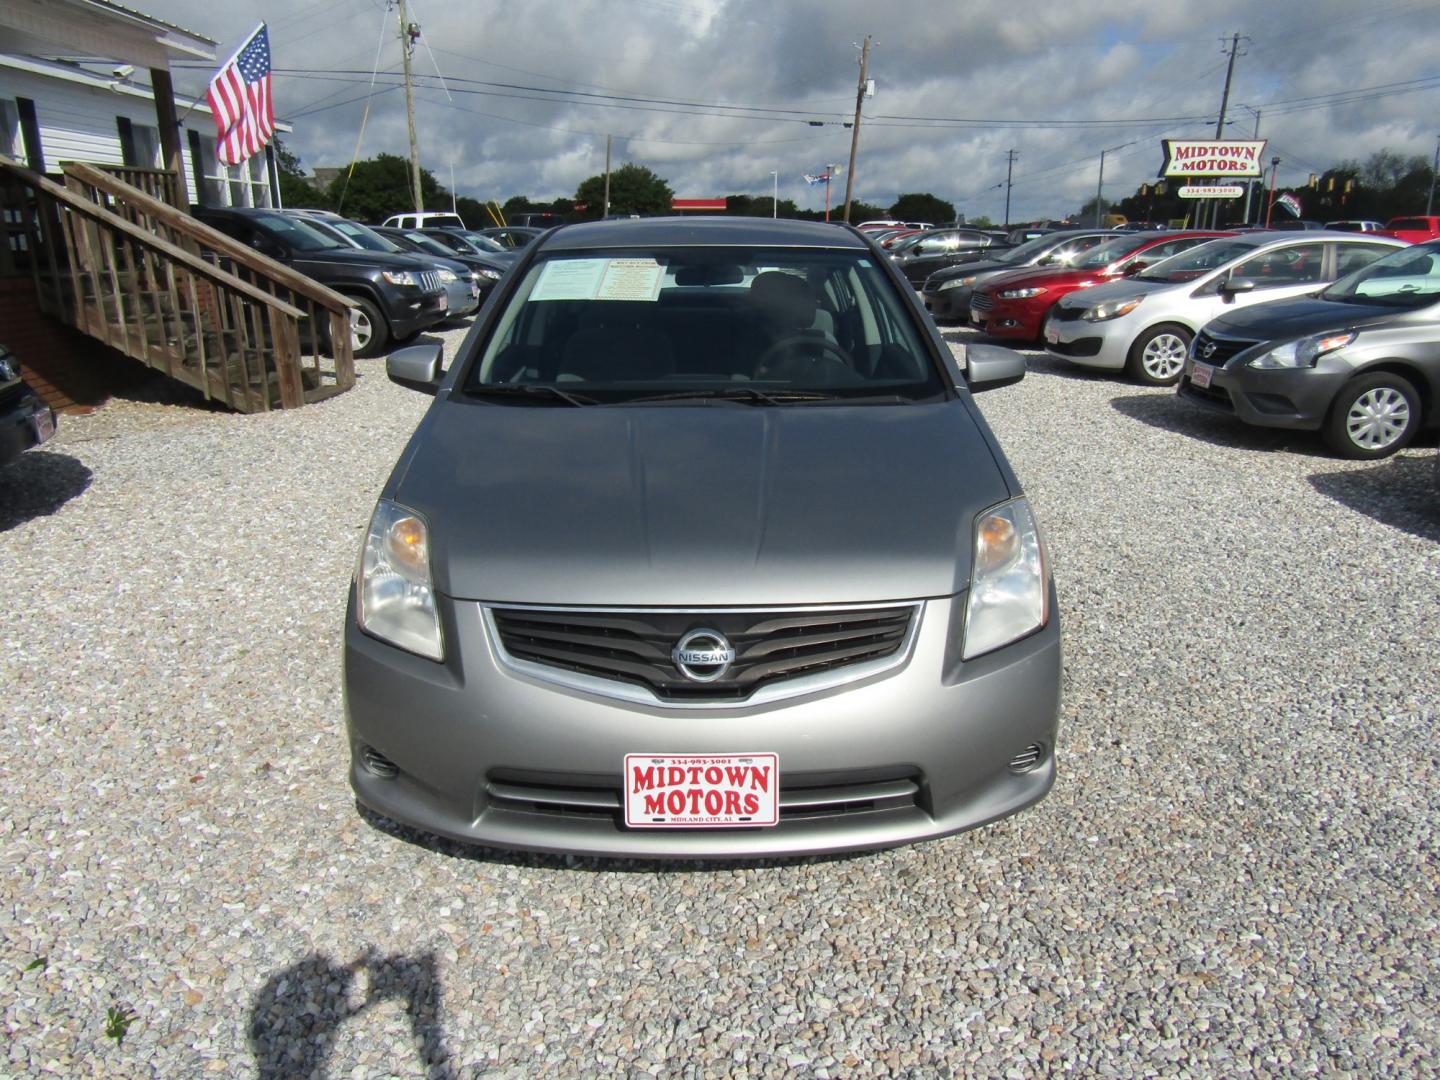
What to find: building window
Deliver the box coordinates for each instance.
[193,133,271,208]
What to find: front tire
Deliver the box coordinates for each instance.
[349,297,391,359]
[1322,372,1420,459]
[1127,324,1192,386]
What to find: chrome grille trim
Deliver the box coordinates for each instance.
[970,292,995,312]
[483,601,925,710]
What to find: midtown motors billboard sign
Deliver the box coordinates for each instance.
[1161,140,1267,177]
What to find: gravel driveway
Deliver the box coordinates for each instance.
[2,319,1437,1077]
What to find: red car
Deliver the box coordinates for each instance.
[968,231,1233,341]
[1379,216,1440,243]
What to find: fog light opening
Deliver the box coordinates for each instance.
[1008,742,1046,774]
[362,746,400,779]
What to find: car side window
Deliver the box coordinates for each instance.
[1333,243,1399,278]
[1234,243,1325,285]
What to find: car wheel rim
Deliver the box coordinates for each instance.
[1142,334,1187,379]
[351,310,373,350]
[1346,387,1410,449]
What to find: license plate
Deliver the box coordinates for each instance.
[1044,321,1059,345]
[969,307,984,325]
[1191,362,1215,389]
[437,292,448,311]
[31,407,55,445]
[624,753,779,828]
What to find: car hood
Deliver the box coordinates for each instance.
[979,266,1119,293]
[925,258,1017,285]
[294,247,434,272]
[1052,278,1172,309]
[1204,296,1403,341]
[393,400,1011,606]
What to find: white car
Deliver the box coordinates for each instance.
[381,211,466,231]
[1043,232,1405,384]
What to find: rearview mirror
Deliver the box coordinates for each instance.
[387,342,445,394]
[965,343,1026,392]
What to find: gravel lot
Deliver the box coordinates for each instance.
[2,316,1437,1077]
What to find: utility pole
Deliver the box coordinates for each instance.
[603,134,612,218]
[841,35,871,224]
[1003,149,1017,228]
[1206,32,1244,227]
[1426,133,1439,215]
[824,163,838,222]
[1238,106,1261,224]
[1265,156,1281,227]
[1094,148,1108,228]
[398,0,424,214]
[770,170,778,218]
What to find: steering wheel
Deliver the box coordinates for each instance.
[754,335,855,380]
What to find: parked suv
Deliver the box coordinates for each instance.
[344,217,1060,858]
[194,208,449,358]
[1379,216,1440,243]
[1,345,56,467]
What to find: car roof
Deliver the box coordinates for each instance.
[536,216,870,252]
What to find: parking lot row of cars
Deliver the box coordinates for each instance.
[912,225,1439,460]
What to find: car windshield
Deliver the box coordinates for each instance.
[455,231,508,254]
[464,248,946,405]
[998,235,1066,264]
[1135,238,1261,282]
[1320,242,1440,308]
[251,213,345,251]
[330,220,401,253]
[403,231,462,257]
[1072,236,1153,270]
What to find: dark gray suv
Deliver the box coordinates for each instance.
[343,217,1061,857]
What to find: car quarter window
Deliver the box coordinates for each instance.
[1233,242,1325,284]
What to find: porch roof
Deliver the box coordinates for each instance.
[0,0,216,70]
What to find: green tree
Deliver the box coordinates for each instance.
[272,138,328,209]
[573,163,673,219]
[327,153,448,223]
[889,193,956,225]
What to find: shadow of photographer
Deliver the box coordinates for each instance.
[249,949,456,1079]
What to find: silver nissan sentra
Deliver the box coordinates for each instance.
[343,217,1060,858]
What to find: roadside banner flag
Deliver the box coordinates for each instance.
[1276,192,1303,218]
[207,23,275,166]
[803,172,831,186]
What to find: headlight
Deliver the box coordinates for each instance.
[1081,296,1144,322]
[1247,331,1357,369]
[962,498,1049,660]
[381,270,420,286]
[937,278,971,292]
[476,267,502,281]
[998,287,1046,300]
[436,268,458,283]
[357,500,443,661]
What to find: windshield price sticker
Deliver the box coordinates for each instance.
[531,258,664,302]
[624,753,779,828]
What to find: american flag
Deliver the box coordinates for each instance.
[803,172,831,186]
[207,23,274,166]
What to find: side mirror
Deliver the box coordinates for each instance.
[1121,260,1149,276]
[387,342,444,394]
[965,343,1026,392]
[1220,276,1258,297]
[252,236,287,262]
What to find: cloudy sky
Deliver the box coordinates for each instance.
[147,0,1440,221]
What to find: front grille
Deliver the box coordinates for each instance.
[485,767,923,823]
[1191,330,1256,367]
[1049,304,1088,322]
[969,291,994,312]
[418,270,441,293]
[1047,336,1102,357]
[490,605,915,702]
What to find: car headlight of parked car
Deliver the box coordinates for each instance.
[1247,331,1358,369]
[998,287,1046,300]
[357,500,443,661]
[436,268,459,283]
[381,270,422,287]
[1081,296,1145,322]
[937,277,974,291]
[963,498,1049,660]
[476,267,502,281]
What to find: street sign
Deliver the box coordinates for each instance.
[1177,184,1245,199]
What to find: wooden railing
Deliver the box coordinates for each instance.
[0,154,355,413]
[88,164,182,209]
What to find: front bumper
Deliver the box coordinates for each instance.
[969,297,1045,340]
[1043,310,1130,370]
[1,387,55,467]
[343,591,1061,858]
[922,284,973,321]
[441,279,479,319]
[387,288,450,339]
[1177,354,1353,431]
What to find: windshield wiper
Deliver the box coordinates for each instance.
[466,383,597,406]
[623,387,840,405]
